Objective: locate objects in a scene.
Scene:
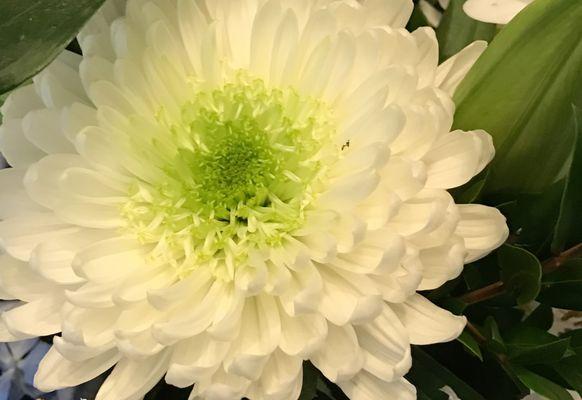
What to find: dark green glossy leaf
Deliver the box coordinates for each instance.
[407,347,486,400]
[436,0,496,62]
[453,0,582,195]
[552,106,582,253]
[499,245,542,305]
[512,365,574,400]
[457,330,484,361]
[505,326,570,365]
[0,0,106,94]
[523,304,555,331]
[538,260,582,311]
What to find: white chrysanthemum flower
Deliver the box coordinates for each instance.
[0,0,508,399]
[464,0,534,24]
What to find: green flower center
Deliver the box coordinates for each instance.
[121,74,339,278]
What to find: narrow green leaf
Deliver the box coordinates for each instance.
[436,0,496,62]
[457,330,484,361]
[453,0,582,195]
[552,106,582,253]
[0,0,106,94]
[499,245,542,305]
[512,365,574,400]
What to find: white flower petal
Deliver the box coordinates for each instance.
[455,204,509,262]
[391,294,466,345]
[96,350,171,400]
[0,168,45,219]
[463,0,532,24]
[224,295,281,380]
[0,212,78,261]
[278,303,327,358]
[35,346,120,392]
[311,323,364,383]
[2,296,63,337]
[318,266,383,325]
[424,129,494,189]
[0,119,46,167]
[0,254,57,302]
[339,372,416,400]
[166,334,229,388]
[355,305,412,381]
[22,108,76,154]
[0,84,44,120]
[436,41,487,96]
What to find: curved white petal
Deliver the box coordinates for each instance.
[436,41,487,96]
[35,346,120,392]
[390,294,466,345]
[96,350,171,400]
[455,204,509,262]
[339,372,416,400]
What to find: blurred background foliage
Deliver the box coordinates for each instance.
[0,0,581,399]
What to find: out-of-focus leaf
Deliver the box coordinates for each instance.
[563,330,582,355]
[512,365,574,400]
[453,0,582,195]
[436,0,496,62]
[407,347,487,400]
[457,330,484,361]
[407,4,432,31]
[498,182,565,255]
[451,169,489,204]
[538,260,582,311]
[499,245,542,305]
[553,356,582,395]
[552,106,582,253]
[299,362,319,400]
[0,0,106,94]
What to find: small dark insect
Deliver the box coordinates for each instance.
[341,140,350,151]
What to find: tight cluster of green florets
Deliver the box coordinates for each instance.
[121,75,339,277]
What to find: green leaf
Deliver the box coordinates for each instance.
[505,326,570,365]
[435,0,496,62]
[483,316,507,353]
[552,106,582,253]
[523,303,555,331]
[499,245,542,305]
[512,365,574,400]
[553,356,582,395]
[497,181,565,255]
[457,330,484,361]
[563,330,582,355]
[0,0,106,94]
[407,4,431,31]
[453,0,582,195]
[538,259,582,311]
[407,347,487,400]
